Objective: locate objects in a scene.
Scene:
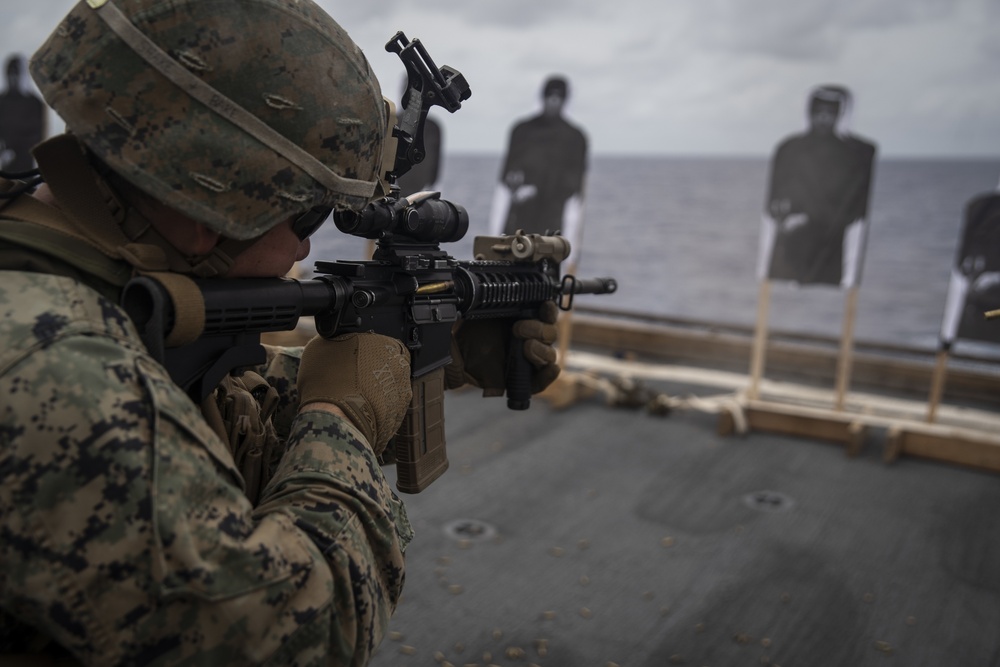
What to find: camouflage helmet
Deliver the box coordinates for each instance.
[30,0,385,240]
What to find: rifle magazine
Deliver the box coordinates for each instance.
[393,367,449,493]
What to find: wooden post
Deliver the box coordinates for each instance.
[926,349,949,423]
[556,311,574,363]
[834,286,859,411]
[748,281,771,400]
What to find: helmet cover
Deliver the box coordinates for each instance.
[31,0,386,239]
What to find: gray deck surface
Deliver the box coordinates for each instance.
[369,375,1000,667]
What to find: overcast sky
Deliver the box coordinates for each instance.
[5,0,998,158]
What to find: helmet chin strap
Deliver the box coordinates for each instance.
[34,133,257,278]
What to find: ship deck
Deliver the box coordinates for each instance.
[369,350,1000,667]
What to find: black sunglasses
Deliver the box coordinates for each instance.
[291,206,333,241]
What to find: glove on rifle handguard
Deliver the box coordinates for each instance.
[446,300,561,396]
[297,333,412,456]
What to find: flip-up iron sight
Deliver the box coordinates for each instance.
[334,30,471,245]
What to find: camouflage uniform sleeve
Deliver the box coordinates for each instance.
[252,344,414,660]
[256,410,413,663]
[258,343,305,441]
[2,300,411,666]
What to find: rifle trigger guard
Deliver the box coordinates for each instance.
[559,274,576,312]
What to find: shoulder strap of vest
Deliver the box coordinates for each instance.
[0,173,116,257]
[0,135,173,274]
[32,135,136,256]
[0,178,134,286]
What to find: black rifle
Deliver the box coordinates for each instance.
[121,32,617,492]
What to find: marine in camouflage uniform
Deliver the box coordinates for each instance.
[0,2,562,663]
[0,1,416,664]
[0,271,411,666]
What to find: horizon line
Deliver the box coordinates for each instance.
[443,149,1000,162]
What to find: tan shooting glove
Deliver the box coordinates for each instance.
[445,300,561,396]
[297,333,412,456]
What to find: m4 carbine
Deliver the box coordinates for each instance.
[120,33,617,493]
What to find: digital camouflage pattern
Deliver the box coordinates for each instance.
[0,268,413,665]
[30,0,386,240]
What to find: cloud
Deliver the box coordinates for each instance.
[2,1,75,61]
[419,0,573,28]
[2,0,996,157]
[698,0,958,61]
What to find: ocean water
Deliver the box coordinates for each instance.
[309,154,1000,352]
